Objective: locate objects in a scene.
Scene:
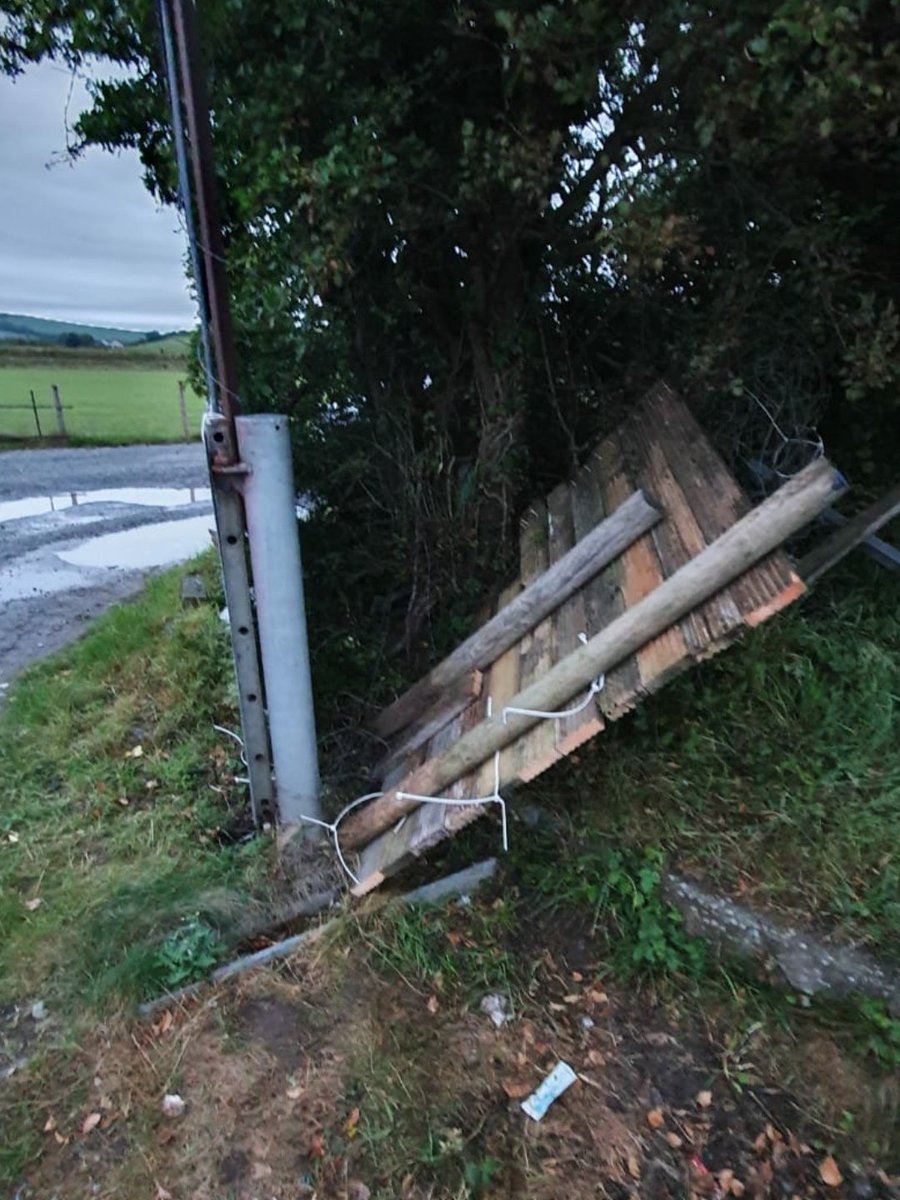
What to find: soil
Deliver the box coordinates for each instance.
[9,908,899,1200]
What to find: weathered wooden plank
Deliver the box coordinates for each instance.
[343,456,844,865]
[800,482,900,585]
[510,489,564,783]
[625,405,744,647]
[601,428,688,704]
[475,581,522,793]
[370,489,660,739]
[376,670,483,783]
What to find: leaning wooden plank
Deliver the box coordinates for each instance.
[370,489,661,739]
[343,456,844,867]
[800,482,900,585]
[375,670,483,782]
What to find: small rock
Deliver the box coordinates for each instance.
[162,1093,186,1118]
[30,1000,47,1022]
[480,993,511,1027]
[580,1015,595,1029]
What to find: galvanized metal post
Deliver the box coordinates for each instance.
[202,414,273,823]
[235,414,321,833]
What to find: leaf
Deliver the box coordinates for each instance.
[501,1079,532,1100]
[43,1114,56,1132]
[308,1133,326,1159]
[124,744,144,759]
[24,897,42,911]
[345,1107,361,1135]
[426,994,439,1015]
[646,1108,665,1129]
[627,1153,641,1179]
[665,1132,683,1149]
[81,1112,101,1135]
[696,1089,713,1108]
[819,1156,843,1187]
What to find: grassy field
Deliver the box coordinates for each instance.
[0,363,204,443]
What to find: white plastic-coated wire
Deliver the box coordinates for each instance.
[502,631,605,724]
[749,390,824,480]
[297,792,385,887]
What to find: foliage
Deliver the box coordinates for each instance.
[4,1,897,670]
[151,915,224,992]
[856,998,900,1069]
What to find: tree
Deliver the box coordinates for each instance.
[4,0,897,680]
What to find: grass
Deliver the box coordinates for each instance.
[524,557,900,961]
[0,362,203,443]
[0,550,271,1018]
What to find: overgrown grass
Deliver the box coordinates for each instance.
[526,558,900,959]
[0,551,270,1017]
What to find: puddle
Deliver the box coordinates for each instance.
[0,487,211,523]
[56,515,214,570]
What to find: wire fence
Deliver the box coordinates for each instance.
[0,379,198,443]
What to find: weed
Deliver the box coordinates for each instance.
[362,899,515,1001]
[856,998,900,1068]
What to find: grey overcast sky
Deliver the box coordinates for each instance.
[0,61,197,332]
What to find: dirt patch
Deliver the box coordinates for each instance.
[9,911,900,1200]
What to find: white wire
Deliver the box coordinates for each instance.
[502,674,605,725]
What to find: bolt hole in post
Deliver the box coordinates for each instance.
[226,534,238,545]
[213,430,225,443]
[238,625,249,635]
[247,693,258,703]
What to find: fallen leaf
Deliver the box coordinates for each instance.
[156,1186,173,1200]
[53,1131,68,1146]
[563,993,581,1005]
[571,971,584,982]
[117,796,130,807]
[753,1131,768,1154]
[24,897,42,911]
[43,1114,56,1132]
[587,1049,605,1066]
[765,1123,782,1143]
[81,1112,101,1135]
[730,1181,745,1198]
[308,1134,326,1159]
[819,1156,843,1188]
[627,1153,641,1180]
[589,989,608,1004]
[125,744,144,759]
[286,1085,303,1101]
[665,1132,683,1149]
[501,1080,532,1100]
[251,1161,272,1180]
[8,832,19,844]
[348,1181,371,1200]
[696,1089,713,1108]
[446,930,463,947]
[719,1169,735,1192]
[345,1107,361,1135]
[548,1002,566,1013]
[646,1108,665,1129]
[426,994,439,1015]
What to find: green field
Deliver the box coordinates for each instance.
[0,364,204,444]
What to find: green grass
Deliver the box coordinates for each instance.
[0,551,270,1016]
[0,363,203,443]
[126,333,192,358]
[525,558,900,959]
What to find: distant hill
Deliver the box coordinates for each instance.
[0,312,191,348]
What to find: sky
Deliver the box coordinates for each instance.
[0,61,197,333]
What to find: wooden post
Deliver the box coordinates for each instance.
[178,380,190,439]
[341,457,846,853]
[373,489,662,739]
[51,384,66,436]
[799,482,900,584]
[29,390,42,438]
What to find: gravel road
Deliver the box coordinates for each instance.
[0,442,214,686]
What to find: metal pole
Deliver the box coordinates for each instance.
[29,390,42,438]
[235,414,321,832]
[169,0,241,426]
[159,0,273,824]
[51,384,66,436]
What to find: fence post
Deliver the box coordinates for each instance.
[178,380,190,439]
[29,390,43,438]
[51,384,66,436]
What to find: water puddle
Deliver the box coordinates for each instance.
[56,515,214,570]
[0,487,211,523]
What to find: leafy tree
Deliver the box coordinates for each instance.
[3,0,896,685]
